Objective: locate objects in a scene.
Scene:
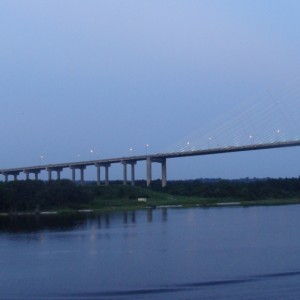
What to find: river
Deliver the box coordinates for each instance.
[1,205,300,299]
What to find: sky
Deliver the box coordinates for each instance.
[1,0,300,181]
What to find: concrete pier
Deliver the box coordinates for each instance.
[25,171,30,180]
[122,162,127,185]
[71,167,76,182]
[147,157,167,187]
[95,164,101,185]
[1,171,20,182]
[48,169,52,181]
[34,172,39,180]
[104,164,111,186]
[56,169,61,180]
[46,167,63,181]
[146,157,152,187]
[121,161,136,186]
[161,158,167,187]
[23,169,41,181]
[80,167,85,185]
[70,165,87,184]
[130,162,136,186]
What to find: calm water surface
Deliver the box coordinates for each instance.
[1,205,300,299]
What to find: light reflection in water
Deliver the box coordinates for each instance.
[1,206,300,299]
[0,208,169,233]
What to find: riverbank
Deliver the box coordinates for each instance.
[1,197,300,217]
[1,179,300,215]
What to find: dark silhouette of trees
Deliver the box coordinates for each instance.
[152,178,300,200]
[0,180,90,212]
[0,178,300,212]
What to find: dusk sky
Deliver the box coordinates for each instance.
[1,1,300,181]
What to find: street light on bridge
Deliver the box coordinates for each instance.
[276,129,281,141]
[89,149,94,160]
[208,137,212,149]
[249,135,253,144]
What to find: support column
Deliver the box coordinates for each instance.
[71,167,76,182]
[95,164,101,186]
[4,174,8,182]
[146,157,152,187]
[130,162,136,186]
[14,174,18,181]
[48,170,52,181]
[161,158,167,187]
[57,170,61,180]
[105,164,110,186]
[122,162,127,185]
[24,170,41,181]
[80,167,85,185]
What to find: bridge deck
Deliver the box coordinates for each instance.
[1,140,299,174]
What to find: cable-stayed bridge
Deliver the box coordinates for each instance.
[1,79,300,186]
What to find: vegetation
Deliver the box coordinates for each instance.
[0,178,300,213]
[0,180,165,213]
[150,178,300,200]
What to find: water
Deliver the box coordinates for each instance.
[1,205,300,299]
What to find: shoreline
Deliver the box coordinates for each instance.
[2,179,300,215]
[1,198,300,217]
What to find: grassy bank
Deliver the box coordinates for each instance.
[0,179,300,214]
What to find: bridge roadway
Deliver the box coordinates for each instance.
[1,140,300,187]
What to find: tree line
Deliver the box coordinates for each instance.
[151,178,300,200]
[0,180,148,212]
[0,178,300,212]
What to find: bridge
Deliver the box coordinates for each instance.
[0,140,300,187]
[1,79,300,185]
